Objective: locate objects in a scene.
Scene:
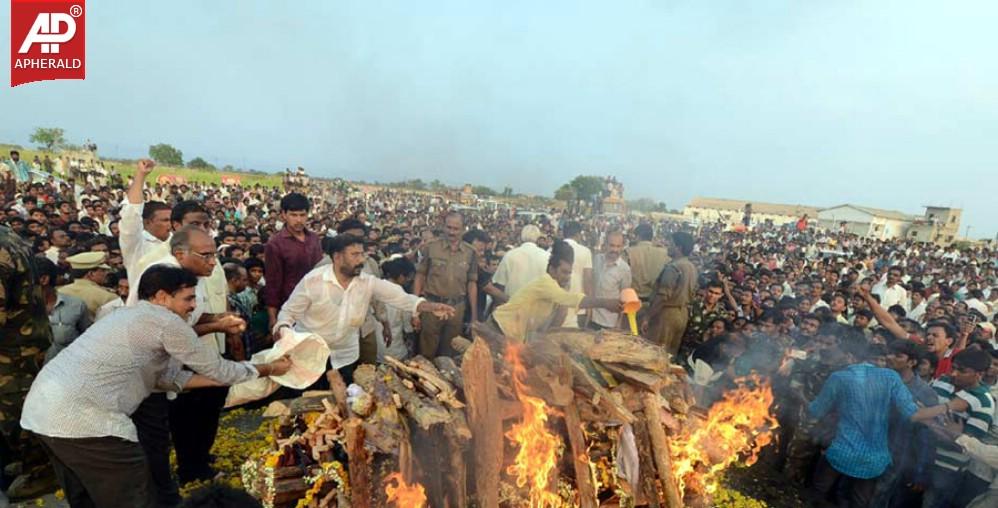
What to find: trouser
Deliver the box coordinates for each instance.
[870,462,902,508]
[168,386,229,485]
[968,489,998,508]
[419,301,465,358]
[923,468,990,508]
[784,419,821,484]
[37,433,155,508]
[132,394,180,508]
[359,330,378,365]
[645,306,688,356]
[812,455,878,508]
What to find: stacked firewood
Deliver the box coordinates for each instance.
[242,325,698,508]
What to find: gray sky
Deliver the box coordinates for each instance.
[2,1,996,238]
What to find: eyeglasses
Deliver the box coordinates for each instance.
[190,251,217,261]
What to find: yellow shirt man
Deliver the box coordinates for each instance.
[493,273,585,342]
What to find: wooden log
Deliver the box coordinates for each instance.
[433,355,464,389]
[451,336,473,355]
[383,367,452,430]
[362,369,406,455]
[443,429,468,508]
[344,418,372,508]
[567,356,636,424]
[586,333,671,372]
[642,392,682,508]
[564,402,598,508]
[601,362,665,391]
[263,395,331,418]
[385,355,465,409]
[462,338,502,508]
[631,420,661,508]
[326,369,350,416]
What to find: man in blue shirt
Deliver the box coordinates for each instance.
[871,339,939,507]
[809,330,919,507]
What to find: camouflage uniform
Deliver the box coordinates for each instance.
[0,225,53,477]
[680,299,732,358]
[782,358,836,484]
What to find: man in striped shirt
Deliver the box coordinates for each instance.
[921,349,995,508]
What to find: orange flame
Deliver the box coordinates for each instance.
[669,375,778,497]
[384,472,427,508]
[504,342,564,508]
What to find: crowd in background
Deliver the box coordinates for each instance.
[2,150,998,507]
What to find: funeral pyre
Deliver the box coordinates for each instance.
[240,326,778,507]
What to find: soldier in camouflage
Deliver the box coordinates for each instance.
[0,224,53,498]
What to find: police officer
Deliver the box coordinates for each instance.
[413,212,478,358]
[641,232,698,355]
[58,252,117,320]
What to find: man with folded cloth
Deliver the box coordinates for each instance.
[128,225,249,501]
[20,265,292,508]
[275,234,456,384]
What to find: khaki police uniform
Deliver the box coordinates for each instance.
[416,239,477,357]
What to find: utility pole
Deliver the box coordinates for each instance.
[965,225,972,240]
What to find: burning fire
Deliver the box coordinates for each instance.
[504,342,564,508]
[669,375,778,497]
[384,473,427,508]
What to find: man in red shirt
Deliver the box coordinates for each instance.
[263,193,323,334]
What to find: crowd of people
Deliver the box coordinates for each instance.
[1,149,998,507]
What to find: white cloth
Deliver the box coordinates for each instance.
[908,300,928,323]
[126,254,209,327]
[95,297,125,321]
[872,282,909,311]
[374,297,414,363]
[491,242,549,297]
[131,243,228,351]
[225,330,331,407]
[561,238,593,327]
[119,201,166,279]
[275,266,424,369]
[591,254,632,328]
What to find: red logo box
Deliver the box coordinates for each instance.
[10,0,86,87]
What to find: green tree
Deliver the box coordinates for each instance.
[502,186,514,197]
[222,164,235,172]
[187,157,216,170]
[472,185,497,196]
[554,184,577,201]
[568,175,605,201]
[29,127,65,151]
[627,198,668,213]
[148,143,184,166]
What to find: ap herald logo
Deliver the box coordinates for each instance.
[10,0,85,87]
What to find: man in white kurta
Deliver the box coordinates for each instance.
[274,235,454,379]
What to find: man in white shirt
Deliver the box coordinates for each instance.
[873,266,909,312]
[95,276,129,321]
[21,265,291,508]
[120,160,173,278]
[591,231,632,330]
[275,234,455,382]
[561,221,593,327]
[127,226,246,495]
[492,224,550,298]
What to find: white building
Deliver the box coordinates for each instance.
[683,197,818,227]
[816,205,916,240]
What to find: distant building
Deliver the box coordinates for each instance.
[905,206,962,245]
[817,205,916,240]
[682,197,818,227]
[816,205,961,245]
